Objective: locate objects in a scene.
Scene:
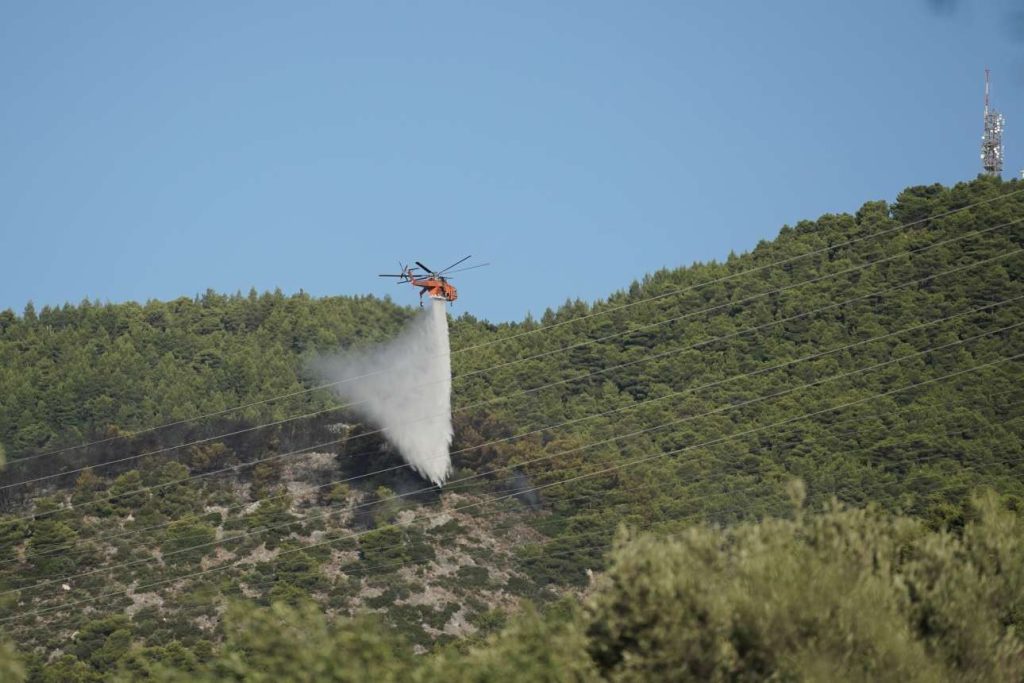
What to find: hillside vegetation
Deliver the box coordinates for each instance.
[0,176,1022,680]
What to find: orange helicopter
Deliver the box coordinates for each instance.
[379,256,488,306]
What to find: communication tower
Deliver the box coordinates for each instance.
[981,68,1004,177]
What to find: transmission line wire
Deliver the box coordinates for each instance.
[251,416,1024,582]
[10,437,1020,635]
[3,350,1019,627]
[5,294,1016,565]
[7,257,1020,529]
[12,190,1022,465]
[328,447,1024,581]
[450,218,1024,381]
[3,327,1018,602]
[448,189,1024,355]
[5,247,1020,528]
[13,382,1020,574]
[5,218,1020,496]
[8,305,1015,573]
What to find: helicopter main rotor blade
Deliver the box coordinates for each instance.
[444,262,490,275]
[415,261,434,274]
[438,255,472,275]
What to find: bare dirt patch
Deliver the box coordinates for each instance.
[125,589,163,617]
[237,543,278,565]
[200,546,237,570]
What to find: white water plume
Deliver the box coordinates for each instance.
[312,298,453,486]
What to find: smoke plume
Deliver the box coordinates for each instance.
[312,298,453,486]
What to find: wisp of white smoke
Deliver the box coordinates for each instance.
[312,298,453,486]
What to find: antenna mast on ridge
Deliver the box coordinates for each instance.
[981,68,1004,177]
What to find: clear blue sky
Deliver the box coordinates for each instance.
[1,1,1020,323]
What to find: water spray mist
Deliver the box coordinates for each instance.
[313,297,453,485]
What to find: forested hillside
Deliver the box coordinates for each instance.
[1,176,1022,680]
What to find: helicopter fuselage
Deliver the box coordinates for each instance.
[409,276,457,303]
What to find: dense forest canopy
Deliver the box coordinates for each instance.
[0,176,1022,680]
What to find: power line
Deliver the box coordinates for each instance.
[334,448,1024,581]
[306,324,1021,540]
[501,452,1023,585]
[1,404,344,488]
[6,247,1018,534]
[447,188,1024,355]
[12,189,1022,465]
[450,218,1024,382]
[5,221,1020,496]
[4,351,1019,627]
[14,383,1020,574]
[4,328,1018,603]
[261,417,1024,582]
[6,297,1017,567]
[14,389,1022,574]
[6,247,1020,526]
[512,429,1024,571]
[446,250,1022,423]
[11,429,1021,635]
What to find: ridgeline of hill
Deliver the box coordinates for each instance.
[0,176,1022,681]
